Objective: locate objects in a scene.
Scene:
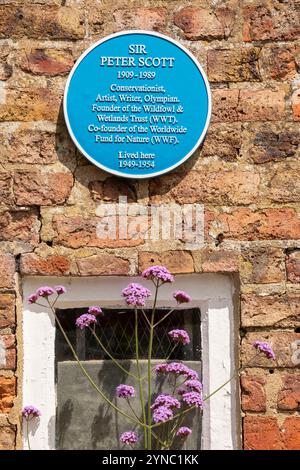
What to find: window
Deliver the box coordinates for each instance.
[23,274,239,450]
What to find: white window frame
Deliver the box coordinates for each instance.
[22,273,240,450]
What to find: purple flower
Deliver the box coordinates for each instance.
[36,286,55,297]
[116,384,135,399]
[155,363,169,374]
[88,306,103,316]
[54,286,66,295]
[176,426,192,438]
[141,265,174,283]
[165,362,190,376]
[152,406,173,423]
[28,294,38,304]
[182,391,203,408]
[168,329,190,345]
[186,368,199,380]
[151,394,181,411]
[173,290,192,304]
[185,380,203,393]
[75,313,97,329]
[120,431,138,445]
[253,341,276,360]
[22,405,41,419]
[122,283,151,307]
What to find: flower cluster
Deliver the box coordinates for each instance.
[88,306,103,316]
[182,391,203,408]
[116,384,135,399]
[176,426,192,438]
[22,406,41,419]
[152,405,174,423]
[173,290,191,304]
[253,341,276,360]
[155,362,199,380]
[75,313,97,329]
[142,265,174,283]
[28,285,66,304]
[168,329,190,345]
[151,394,180,411]
[120,431,138,445]
[122,283,151,307]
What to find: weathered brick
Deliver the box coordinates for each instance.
[266,165,300,203]
[150,170,259,205]
[20,48,74,76]
[0,88,61,122]
[201,124,242,162]
[281,417,300,450]
[20,253,70,276]
[211,89,239,122]
[0,6,84,39]
[200,249,239,273]
[292,89,300,121]
[208,48,260,82]
[52,215,144,249]
[260,45,298,80]
[277,374,300,411]
[243,416,282,450]
[77,254,130,276]
[0,210,40,245]
[89,177,137,202]
[0,376,16,414]
[0,335,16,370]
[139,251,194,274]
[209,208,300,241]
[113,7,167,31]
[0,295,15,329]
[0,426,15,450]
[243,1,300,42]
[14,172,73,206]
[241,294,300,328]
[0,253,15,289]
[0,47,12,81]
[174,7,224,40]
[286,250,300,283]
[0,129,58,164]
[241,375,266,412]
[242,331,300,368]
[240,246,285,284]
[0,173,13,205]
[243,123,299,164]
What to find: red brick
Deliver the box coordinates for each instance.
[211,89,239,122]
[242,331,300,368]
[237,89,286,122]
[260,45,297,80]
[0,6,84,39]
[14,172,73,206]
[0,210,40,245]
[201,249,239,273]
[89,177,137,202]
[0,376,16,413]
[20,253,70,276]
[208,48,260,82]
[76,254,130,276]
[241,246,285,284]
[292,89,300,121]
[281,417,300,450]
[201,123,241,162]
[0,173,13,205]
[267,165,300,203]
[243,1,300,42]
[113,7,167,31]
[0,335,16,370]
[277,375,300,411]
[0,426,15,450]
[0,47,12,81]
[243,416,282,450]
[209,208,300,241]
[0,129,58,164]
[174,7,224,40]
[0,295,15,329]
[0,254,15,289]
[241,376,266,412]
[139,251,194,274]
[20,48,74,76]
[241,294,300,328]
[286,250,300,283]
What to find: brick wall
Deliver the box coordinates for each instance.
[0,0,299,450]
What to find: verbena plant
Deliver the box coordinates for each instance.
[23,265,275,450]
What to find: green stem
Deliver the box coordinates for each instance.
[147,282,158,449]
[48,300,142,427]
[90,328,138,380]
[26,419,31,451]
[153,308,175,328]
[135,309,147,448]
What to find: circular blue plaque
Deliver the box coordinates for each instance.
[64,30,211,179]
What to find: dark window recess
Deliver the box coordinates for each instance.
[55,307,201,362]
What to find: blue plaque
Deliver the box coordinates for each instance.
[64,30,211,179]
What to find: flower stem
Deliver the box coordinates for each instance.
[153,308,175,328]
[26,419,31,451]
[147,282,158,449]
[135,309,147,448]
